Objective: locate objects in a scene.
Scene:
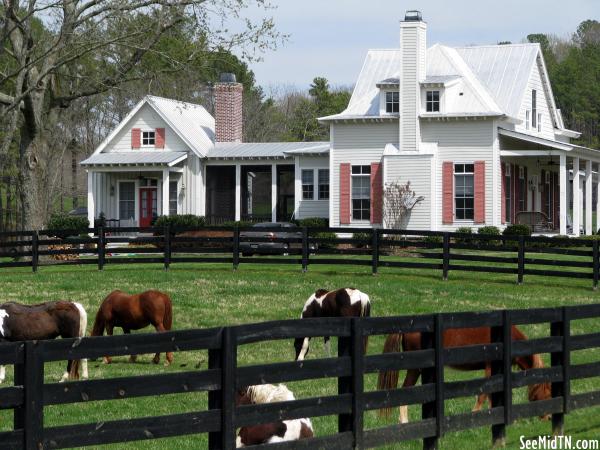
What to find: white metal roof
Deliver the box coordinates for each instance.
[81,152,188,167]
[206,142,329,159]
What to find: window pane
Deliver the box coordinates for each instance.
[169,181,178,215]
[318,170,329,200]
[301,170,313,184]
[302,170,314,200]
[465,164,474,173]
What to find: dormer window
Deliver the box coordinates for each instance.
[142,131,155,146]
[385,91,399,113]
[426,90,440,112]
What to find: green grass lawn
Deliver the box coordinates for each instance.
[1,260,600,449]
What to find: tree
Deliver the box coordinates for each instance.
[0,1,282,229]
[383,182,424,230]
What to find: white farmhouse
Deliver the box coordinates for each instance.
[83,10,597,235]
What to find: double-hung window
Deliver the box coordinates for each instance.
[454,164,474,220]
[531,90,537,129]
[142,131,155,146]
[504,165,511,223]
[518,166,526,212]
[385,91,399,113]
[351,165,371,221]
[169,181,178,215]
[302,170,314,200]
[426,90,440,112]
[119,182,135,220]
[318,169,329,200]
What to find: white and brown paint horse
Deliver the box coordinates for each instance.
[294,288,371,361]
[236,384,314,447]
[0,301,88,383]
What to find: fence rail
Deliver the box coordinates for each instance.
[1,226,600,288]
[1,304,600,449]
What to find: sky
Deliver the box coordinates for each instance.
[238,0,599,90]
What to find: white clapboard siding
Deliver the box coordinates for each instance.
[515,57,555,139]
[181,155,202,215]
[104,103,190,153]
[332,123,399,149]
[383,155,432,229]
[297,157,329,219]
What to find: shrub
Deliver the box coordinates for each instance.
[423,235,442,245]
[477,225,501,246]
[295,217,329,228]
[154,214,206,231]
[454,226,473,245]
[502,224,531,237]
[46,213,89,239]
[220,220,254,229]
[353,232,372,248]
[315,231,338,249]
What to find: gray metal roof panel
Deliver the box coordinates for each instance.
[206,142,329,159]
[81,152,187,166]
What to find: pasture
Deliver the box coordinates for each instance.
[1,262,600,449]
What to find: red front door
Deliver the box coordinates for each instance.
[139,188,157,227]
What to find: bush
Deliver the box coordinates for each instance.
[353,232,372,248]
[295,217,329,228]
[154,214,206,231]
[46,213,89,239]
[477,225,501,246]
[454,226,473,245]
[502,224,531,237]
[315,231,338,249]
[423,235,442,245]
[220,220,255,229]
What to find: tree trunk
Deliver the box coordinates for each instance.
[71,146,78,209]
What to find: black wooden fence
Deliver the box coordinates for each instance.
[1,304,600,449]
[1,226,600,288]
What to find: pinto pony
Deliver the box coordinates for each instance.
[235,384,314,447]
[91,290,173,365]
[0,301,88,383]
[377,326,552,423]
[294,288,371,361]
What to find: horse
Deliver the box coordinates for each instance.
[377,326,552,423]
[294,288,371,361]
[0,301,88,383]
[235,384,314,447]
[91,290,173,365]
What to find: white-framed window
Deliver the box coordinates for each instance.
[537,113,542,132]
[385,91,399,114]
[351,165,371,221]
[119,181,135,220]
[526,110,530,130]
[142,130,155,146]
[139,178,158,187]
[318,169,329,200]
[454,163,474,221]
[169,181,178,215]
[426,90,440,112]
[301,169,314,200]
[504,165,511,223]
[531,90,537,129]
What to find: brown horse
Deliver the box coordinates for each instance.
[377,326,552,423]
[235,384,314,447]
[0,301,88,383]
[91,290,173,365]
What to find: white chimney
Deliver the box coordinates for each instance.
[399,10,426,152]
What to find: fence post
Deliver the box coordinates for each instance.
[31,231,39,273]
[302,226,309,273]
[551,307,570,436]
[491,310,511,448]
[98,227,105,271]
[14,341,44,450]
[422,314,442,450]
[371,229,379,275]
[163,225,171,271]
[442,233,450,281]
[233,226,240,270]
[593,240,599,290]
[338,319,361,447]
[208,331,223,450]
[517,236,525,285]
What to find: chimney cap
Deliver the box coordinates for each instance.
[403,10,423,21]
[219,72,237,83]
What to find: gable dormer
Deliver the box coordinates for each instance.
[376,78,399,115]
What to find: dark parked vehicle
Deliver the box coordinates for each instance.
[239,222,317,256]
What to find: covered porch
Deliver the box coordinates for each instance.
[500,129,600,236]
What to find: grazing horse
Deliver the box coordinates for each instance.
[91,290,173,365]
[236,384,314,447]
[294,288,371,361]
[377,326,552,423]
[0,301,88,383]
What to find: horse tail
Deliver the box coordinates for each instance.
[377,333,402,418]
[163,296,173,331]
[361,299,370,354]
[91,307,106,337]
[72,302,89,380]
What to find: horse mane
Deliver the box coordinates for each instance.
[247,384,295,404]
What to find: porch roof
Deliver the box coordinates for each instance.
[499,128,600,159]
[81,151,187,167]
[205,142,329,160]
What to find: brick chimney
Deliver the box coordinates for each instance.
[215,73,243,142]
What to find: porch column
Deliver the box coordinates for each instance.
[271,163,277,222]
[294,157,301,219]
[559,154,567,235]
[235,164,241,221]
[573,157,581,236]
[87,171,95,229]
[586,159,593,235]
[597,164,600,234]
[162,168,170,217]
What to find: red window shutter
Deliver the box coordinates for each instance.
[155,128,165,149]
[501,163,506,224]
[340,163,351,225]
[131,128,141,149]
[442,161,454,224]
[370,162,383,224]
[474,161,486,224]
